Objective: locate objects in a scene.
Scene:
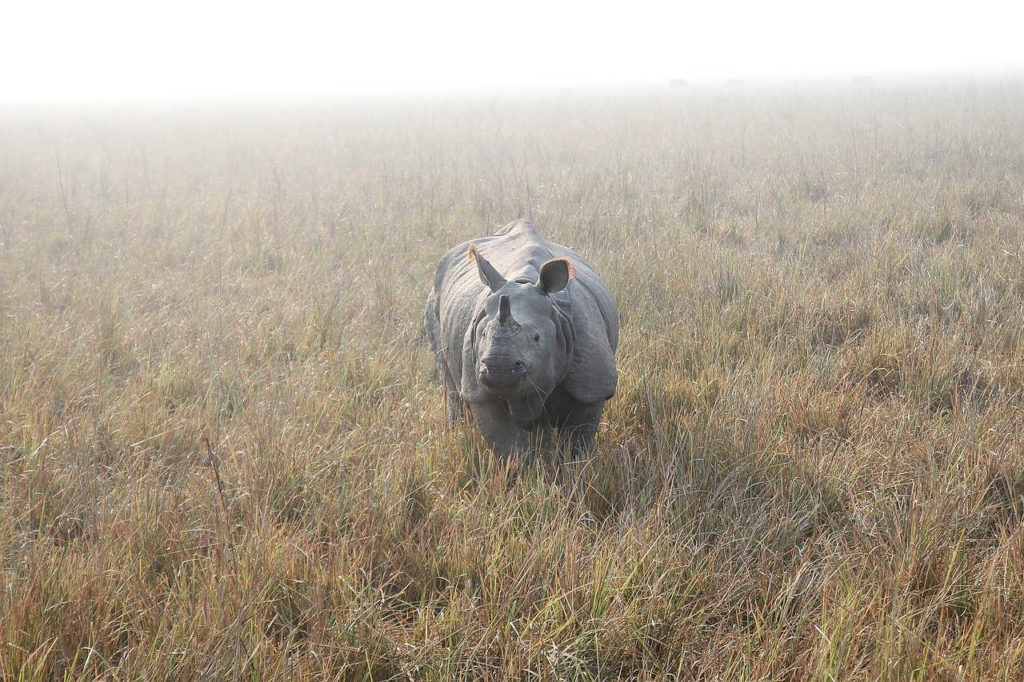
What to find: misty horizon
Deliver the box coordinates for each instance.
[4,0,1023,104]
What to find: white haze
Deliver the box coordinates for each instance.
[2,0,1023,102]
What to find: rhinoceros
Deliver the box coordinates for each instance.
[424,219,619,457]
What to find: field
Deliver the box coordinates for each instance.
[2,80,1024,679]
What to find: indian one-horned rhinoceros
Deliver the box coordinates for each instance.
[424,219,619,457]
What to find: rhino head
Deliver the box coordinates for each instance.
[466,244,575,405]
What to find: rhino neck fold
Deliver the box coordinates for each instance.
[551,298,576,387]
[506,393,546,428]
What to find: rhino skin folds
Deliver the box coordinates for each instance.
[425,219,619,458]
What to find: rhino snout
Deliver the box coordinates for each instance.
[479,358,526,388]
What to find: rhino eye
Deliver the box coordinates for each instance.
[533,333,540,342]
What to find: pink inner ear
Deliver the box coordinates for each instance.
[547,258,575,278]
[537,258,574,293]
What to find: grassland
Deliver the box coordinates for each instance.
[2,79,1024,679]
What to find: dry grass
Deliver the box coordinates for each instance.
[2,80,1024,679]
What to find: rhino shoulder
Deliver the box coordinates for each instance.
[560,278,619,404]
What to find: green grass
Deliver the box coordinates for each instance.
[2,80,1024,679]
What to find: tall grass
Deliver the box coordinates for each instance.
[2,80,1024,678]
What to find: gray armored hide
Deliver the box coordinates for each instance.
[425,220,619,457]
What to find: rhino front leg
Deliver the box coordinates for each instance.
[469,400,529,458]
[435,360,465,427]
[559,402,604,458]
[447,390,466,426]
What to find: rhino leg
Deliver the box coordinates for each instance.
[447,390,466,426]
[469,400,529,458]
[559,403,604,458]
[434,355,465,427]
[543,387,604,457]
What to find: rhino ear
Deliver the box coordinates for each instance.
[467,244,506,292]
[537,258,575,295]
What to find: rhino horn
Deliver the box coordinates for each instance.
[498,295,514,326]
